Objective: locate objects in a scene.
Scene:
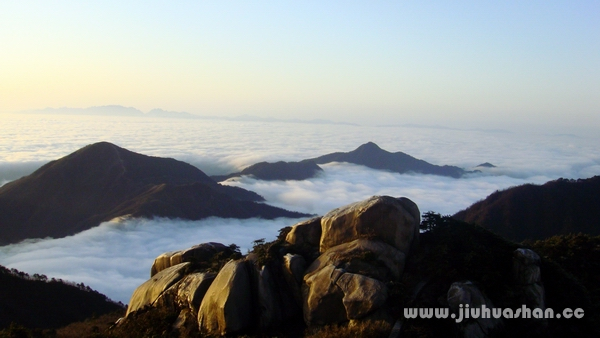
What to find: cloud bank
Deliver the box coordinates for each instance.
[0,163,564,304]
[0,114,599,303]
[0,217,303,303]
[1,113,599,180]
[223,163,553,216]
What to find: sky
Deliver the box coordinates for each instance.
[1,1,600,304]
[1,1,599,130]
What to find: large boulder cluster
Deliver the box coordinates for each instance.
[122,195,420,335]
[121,196,550,337]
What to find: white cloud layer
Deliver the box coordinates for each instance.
[2,114,599,179]
[0,217,302,303]
[223,163,553,216]
[0,114,599,303]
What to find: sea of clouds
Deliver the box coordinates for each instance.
[0,217,301,303]
[0,113,599,303]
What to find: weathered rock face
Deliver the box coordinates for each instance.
[172,308,198,334]
[256,263,301,330]
[513,248,542,286]
[257,264,282,329]
[303,264,389,326]
[300,196,418,327]
[286,217,322,247]
[513,248,546,332]
[305,238,406,282]
[285,217,322,258]
[283,254,306,286]
[151,242,234,277]
[149,273,217,336]
[177,273,216,313]
[282,254,306,306]
[320,196,420,254]
[126,262,191,316]
[303,265,347,325]
[336,272,388,320]
[447,281,503,338]
[150,251,179,277]
[198,259,253,336]
[155,272,216,314]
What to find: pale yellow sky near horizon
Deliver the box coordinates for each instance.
[1,1,599,130]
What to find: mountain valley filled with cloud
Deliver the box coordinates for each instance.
[1,112,598,303]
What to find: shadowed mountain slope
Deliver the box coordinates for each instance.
[0,265,123,329]
[309,142,470,178]
[0,142,307,244]
[212,160,323,182]
[453,176,600,241]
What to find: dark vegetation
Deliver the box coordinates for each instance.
[211,160,323,182]
[390,213,597,337]
[530,233,600,327]
[55,311,124,338]
[249,226,293,266]
[186,243,243,273]
[454,176,600,241]
[0,142,309,244]
[0,265,124,331]
[303,320,393,338]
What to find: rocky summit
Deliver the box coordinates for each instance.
[119,195,590,337]
[123,195,418,336]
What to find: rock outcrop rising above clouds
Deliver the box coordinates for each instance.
[120,195,596,336]
[124,195,420,335]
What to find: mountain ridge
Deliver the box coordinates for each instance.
[0,264,123,330]
[213,141,476,182]
[453,176,600,241]
[21,105,357,126]
[0,142,308,244]
[211,160,323,182]
[309,141,471,178]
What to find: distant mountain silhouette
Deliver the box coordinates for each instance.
[146,108,198,119]
[310,142,471,178]
[212,160,323,182]
[0,265,123,329]
[24,106,356,125]
[0,142,308,244]
[476,162,496,168]
[213,142,474,181]
[453,176,600,241]
[28,105,144,117]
